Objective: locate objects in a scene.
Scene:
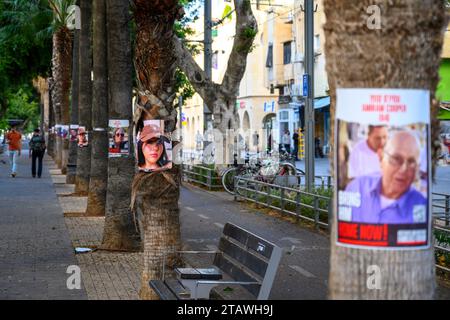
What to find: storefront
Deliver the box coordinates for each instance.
[291,96,331,155]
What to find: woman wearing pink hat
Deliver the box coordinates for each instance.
[137,124,172,172]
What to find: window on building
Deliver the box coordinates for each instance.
[283,41,291,65]
[280,110,289,121]
[266,43,273,68]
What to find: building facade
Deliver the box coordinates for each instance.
[182,0,331,156]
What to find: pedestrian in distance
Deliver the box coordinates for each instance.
[29,128,46,178]
[315,136,324,158]
[282,130,291,154]
[5,125,22,178]
[293,128,299,161]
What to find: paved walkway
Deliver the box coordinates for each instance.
[0,150,87,299]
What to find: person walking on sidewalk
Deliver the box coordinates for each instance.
[282,130,291,154]
[5,125,22,177]
[29,128,46,178]
[293,128,299,161]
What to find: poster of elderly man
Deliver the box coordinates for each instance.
[335,88,431,249]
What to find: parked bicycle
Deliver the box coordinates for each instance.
[221,152,304,194]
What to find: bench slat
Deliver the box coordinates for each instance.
[223,223,274,259]
[164,279,192,300]
[218,237,268,278]
[176,267,222,280]
[149,280,177,300]
[214,253,261,297]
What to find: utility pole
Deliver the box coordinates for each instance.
[203,0,213,158]
[204,0,212,129]
[179,96,183,165]
[304,0,315,192]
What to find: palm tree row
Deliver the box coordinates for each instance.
[39,0,448,300]
[39,0,259,300]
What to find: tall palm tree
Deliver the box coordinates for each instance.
[75,0,92,195]
[131,0,257,299]
[48,0,75,171]
[131,0,184,299]
[323,0,448,299]
[66,0,80,184]
[101,0,141,250]
[85,0,108,216]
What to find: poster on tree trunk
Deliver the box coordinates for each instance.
[61,125,69,140]
[77,126,88,148]
[335,88,431,249]
[108,119,130,157]
[69,125,79,142]
[55,124,61,137]
[136,120,172,173]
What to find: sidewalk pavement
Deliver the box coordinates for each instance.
[0,150,87,299]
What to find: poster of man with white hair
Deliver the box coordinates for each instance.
[335,89,431,249]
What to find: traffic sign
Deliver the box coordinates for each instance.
[303,74,309,97]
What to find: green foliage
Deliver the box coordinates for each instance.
[175,69,196,102]
[0,86,40,132]
[174,0,201,105]
[435,228,450,271]
[47,0,76,30]
[221,5,233,21]
[242,26,257,39]
[0,0,53,122]
[0,1,53,85]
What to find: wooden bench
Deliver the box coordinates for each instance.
[149,222,283,300]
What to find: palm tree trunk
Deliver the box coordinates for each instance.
[324,0,447,299]
[51,28,72,172]
[75,0,92,195]
[131,0,184,300]
[47,79,55,158]
[67,6,80,185]
[86,0,108,216]
[101,0,141,251]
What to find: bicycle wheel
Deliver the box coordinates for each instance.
[222,167,238,194]
[278,162,297,175]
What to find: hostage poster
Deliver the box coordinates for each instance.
[108,119,130,157]
[136,120,173,172]
[335,88,431,249]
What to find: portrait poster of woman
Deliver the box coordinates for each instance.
[108,119,130,157]
[136,120,172,173]
[69,125,79,142]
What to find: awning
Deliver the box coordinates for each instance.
[289,96,330,110]
[314,96,330,109]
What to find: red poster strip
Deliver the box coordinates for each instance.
[338,238,388,246]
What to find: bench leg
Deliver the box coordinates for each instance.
[180,280,218,300]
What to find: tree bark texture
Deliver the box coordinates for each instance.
[131,168,183,300]
[67,23,80,184]
[132,0,184,133]
[323,0,448,299]
[75,0,93,195]
[51,29,72,169]
[47,78,55,158]
[101,0,141,251]
[86,0,109,216]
